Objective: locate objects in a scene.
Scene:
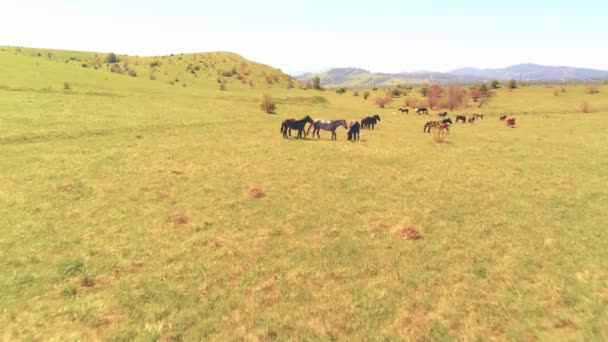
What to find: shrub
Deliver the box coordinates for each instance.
[506,79,517,89]
[110,63,123,74]
[353,91,359,96]
[446,85,466,110]
[391,89,401,97]
[149,73,156,80]
[490,80,500,89]
[63,82,71,90]
[580,101,591,113]
[336,87,347,95]
[287,80,294,89]
[105,52,119,64]
[220,81,227,91]
[585,84,600,94]
[373,93,393,108]
[260,93,276,113]
[128,69,137,77]
[249,80,255,87]
[363,91,370,100]
[419,87,428,97]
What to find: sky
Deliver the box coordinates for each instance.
[2,0,607,75]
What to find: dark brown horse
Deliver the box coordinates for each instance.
[347,121,360,141]
[281,115,314,139]
[455,115,466,123]
[398,108,409,114]
[438,112,448,117]
[361,114,381,129]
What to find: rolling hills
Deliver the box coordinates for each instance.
[297,64,608,88]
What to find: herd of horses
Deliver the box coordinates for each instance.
[280,108,517,141]
[280,114,380,141]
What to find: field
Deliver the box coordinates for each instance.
[1,46,607,340]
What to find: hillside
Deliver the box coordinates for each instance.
[1,46,299,91]
[297,64,608,88]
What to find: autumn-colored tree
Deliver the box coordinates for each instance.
[426,84,444,109]
[446,85,466,110]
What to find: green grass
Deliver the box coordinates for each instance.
[1,46,607,340]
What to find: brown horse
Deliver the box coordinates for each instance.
[361,114,381,129]
[473,113,484,120]
[468,116,476,123]
[455,115,466,123]
[499,115,507,121]
[281,115,314,139]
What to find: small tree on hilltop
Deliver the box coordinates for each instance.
[312,76,323,90]
[506,79,517,89]
[105,52,119,64]
[260,93,276,113]
[374,93,393,108]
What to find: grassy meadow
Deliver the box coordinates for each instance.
[1,46,607,340]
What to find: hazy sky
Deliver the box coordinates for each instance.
[2,0,607,74]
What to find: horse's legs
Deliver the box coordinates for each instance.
[332,130,336,140]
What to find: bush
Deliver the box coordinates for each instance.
[63,82,71,90]
[312,76,322,90]
[128,69,137,77]
[110,64,123,74]
[105,52,119,64]
[336,87,347,95]
[585,84,600,94]
[220,81,227,91]
[580,101,591,113]
[391,89,401,97]
[373,93,393,108]
[149,73,156,80]
[353,91,359,96]
[363,91,370,100]
[490,80,500,89]
[260,93,276,113]
[506,79,517,89]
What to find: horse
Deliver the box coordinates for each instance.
[499,115,507,121]
[455,115,467,123]
[415,107,429,115]
[473,113,484,120]
[506,118,516,127]
[424,118,453,133]
[438,112,448,117]
[361,114,381,130]
[347,121,360,141]
[398,108,409,114]
[281,115,314,139]
[309,119,348,140]
[468,116,476,123]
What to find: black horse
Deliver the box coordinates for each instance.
[416,107,429,115]
[347,121,360,141]
[438,112,448,117]
[423,118,453,133]
[281,115,314,139]
[398,108,409,114]
[361,114,381,129]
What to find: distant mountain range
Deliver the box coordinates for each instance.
[295,64,608,88]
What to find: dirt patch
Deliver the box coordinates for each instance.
[394,225,423,240]
[247,186,266,199]
[168,210,189,226]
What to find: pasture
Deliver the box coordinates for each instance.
[1,47,607,340]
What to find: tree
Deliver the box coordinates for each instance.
[336,87,347,95]
[312,76,322,90]
[426,84,444,109]
[506,79,517,89]
[490,80,500,89]
[105,52,119,64]
[446,85,466,110]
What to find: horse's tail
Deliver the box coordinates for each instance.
[280,122,285,134]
